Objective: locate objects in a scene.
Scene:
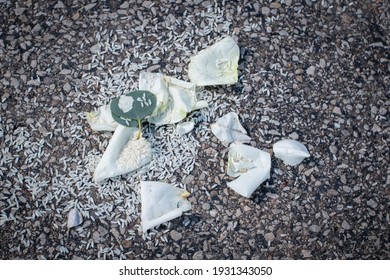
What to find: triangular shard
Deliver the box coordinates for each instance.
[67,208,83,229]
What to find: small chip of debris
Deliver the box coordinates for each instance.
[367,199,378,208]
[309,225,321,233]
[270,2,281,9]
[84,3,96,11]
[302,250,312,258]
[54,1,66,9]
[60,69,71,75]
[261,6,271,15]
[264,232,275,242]
[306,66,316,76]
[170,230,182,242]
[192,251,204,260]
[63,83,71,92]
[342,220,351,230]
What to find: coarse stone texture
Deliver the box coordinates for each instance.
[0,0,389,260]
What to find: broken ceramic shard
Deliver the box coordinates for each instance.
[139,72,208,125]
[273,139,310,166]
[93,125,152,183]
[175,121,195,135]
[211,112,251,147]
[227,143,271,198]
[67,208,83,229]
[86,104,118,131]
[188,36,240,86]
[140,181,191,233]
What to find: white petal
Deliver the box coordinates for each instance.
[140,181,191,232]
[211,112,251,147]
[188,36,239,86]
[86,104,118,131]
[139,72,169,117]
[67,208,83,229]
[139,72,208,125]
[227,143,271,198]
[93,125,151,183]
[176,121,195,135]
[273,139,310,166]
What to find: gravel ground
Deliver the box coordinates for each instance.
[1,0,389,260]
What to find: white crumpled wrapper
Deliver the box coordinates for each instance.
[227,143,271,198]
[211,112,251,147]
[140,181,191,233]
[93,125,152,183]
[273,139,310,166]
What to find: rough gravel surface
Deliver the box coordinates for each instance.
[1,0,389,260]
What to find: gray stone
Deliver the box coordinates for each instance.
[183,175,194,185]
[270,2,281,9]
[262,6,271,15]
[192,251,204,260]
[264,232,275,242]
[60,69,71,75]
[302,250,312,258]
[306,66,315,75]
[54,1,66,9]
[63,83,71,92]
[110,227,120,240]
[202,203,210,210]
[170,230,182,242]
[309,225,321,233]
[342,220,351,230]
[367,199,378,208]
[84,3,96,11]
[14,8,26,16]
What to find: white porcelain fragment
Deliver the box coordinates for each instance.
[140,181,191,233]
[86,104,118,131]
[139,72,208,125]
[188,36,240,86]
[175,121,195,135]
[273,139,310,166]
[67,208,83,229]
[227,143,271,198]
[211,112,251,147]
[93,125,152,183]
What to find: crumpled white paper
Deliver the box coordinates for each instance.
[211,112,251,147]
[93,125,152,183]
[139,72,208,125]
[188,36,240,86]
[227,143,271,198]
[86,104,118,131]
[140,181,191,233]
[273,139,310,166]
